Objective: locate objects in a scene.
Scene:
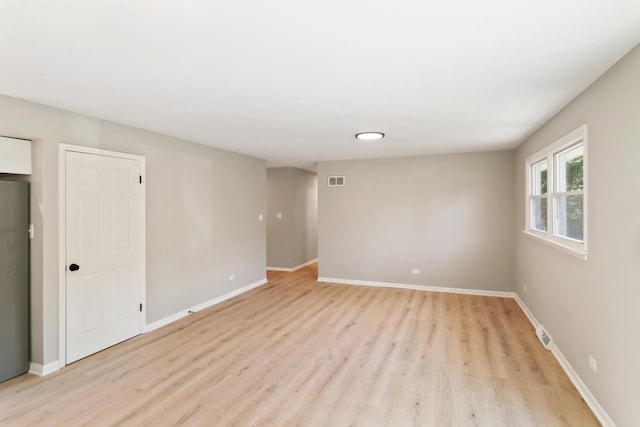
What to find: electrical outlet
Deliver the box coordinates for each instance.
[523,284,528,293]
[258,214,263,221]
[411,269,420,275]
[229,274,235,281]
[276,213,283,219]
[589,355,597,373]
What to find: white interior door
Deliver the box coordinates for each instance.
[65,151,144,363]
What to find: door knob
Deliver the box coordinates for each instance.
[69,263,80,272]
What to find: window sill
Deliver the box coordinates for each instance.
[522,230,589,261]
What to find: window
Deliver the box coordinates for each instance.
[525,125,587,259]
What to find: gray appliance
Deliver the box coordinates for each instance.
[0,179,29,383]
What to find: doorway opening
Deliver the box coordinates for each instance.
[265,167,318,274]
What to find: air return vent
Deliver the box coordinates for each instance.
[535,324,553,350]
[328,176,346,187]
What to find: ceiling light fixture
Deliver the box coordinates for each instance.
[355,132,385,141]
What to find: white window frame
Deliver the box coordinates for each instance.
[524,125,588,260]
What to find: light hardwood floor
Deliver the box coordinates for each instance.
[0,264,599,426]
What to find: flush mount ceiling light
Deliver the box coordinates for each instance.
[355,132,385,141]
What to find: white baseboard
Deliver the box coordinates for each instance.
[268,258,317,273]
[144,277,268,333]
[317,276,516,298]
[28,361,60,377]
[514,294,615,427]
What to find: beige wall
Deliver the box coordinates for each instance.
[514,44,640,426]
[0,95,267,365]
[267,167,317,269]
[318,151,515,291]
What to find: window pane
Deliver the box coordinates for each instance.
[554,194,583,241]
[530,197,547,231]
[531,160,548,195]
[555,143,583,192]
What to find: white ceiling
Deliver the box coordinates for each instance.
[1,1,639,169]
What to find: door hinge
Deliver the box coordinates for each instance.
[139,175,142,184]
[139,303,143,312]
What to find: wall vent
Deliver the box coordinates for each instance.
[327,176,346,187]
[535,324,553,350]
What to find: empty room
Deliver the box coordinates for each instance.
[1,1,639,426]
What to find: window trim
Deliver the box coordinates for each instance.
[524,125,588,260]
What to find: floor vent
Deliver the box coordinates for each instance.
[536,324,553,350]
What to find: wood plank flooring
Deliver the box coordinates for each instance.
[0,264,599,426]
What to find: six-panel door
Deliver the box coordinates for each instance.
[66,151,143,364]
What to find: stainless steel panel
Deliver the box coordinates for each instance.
[0,180,29,382]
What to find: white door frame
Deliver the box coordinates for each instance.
[58,143,146,368]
